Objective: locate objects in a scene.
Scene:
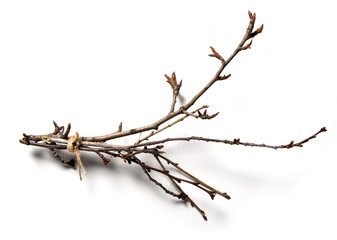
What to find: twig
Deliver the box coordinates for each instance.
[158,154,230,199]
[139,161,217,199]
[154,155,208,220]
[165,72,183,113]
[129,127,327,151]
[132,156,185,200]
[135,105,209,145]
[96,151,110,165]
[49,148,75,167]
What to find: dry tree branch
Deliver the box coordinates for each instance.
[135,105,209,145]
[153,155,208,220]
[19,11,326,221]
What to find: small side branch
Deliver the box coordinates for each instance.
[49,148,75,167]
[133,127,327,150]
[141,162,218,199]
[165,72,182,113]
[133,156,185,200]
[96,151,111,165]
[158,154,230,199]
[154,155,208,220]
[134,105,209,145]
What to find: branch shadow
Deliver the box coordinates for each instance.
[30,147,231,222]
[30,148,189,205]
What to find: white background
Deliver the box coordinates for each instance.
[1,0,336,239]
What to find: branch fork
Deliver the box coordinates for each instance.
[19,11,325,221]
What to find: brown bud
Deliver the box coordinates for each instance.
[165,72,181,92]
[209,46,224,61]
[219,74,231,80]
[248,10,253,19]
[223,192,231,200]
[248,11,256,21]
[241,40,253,50]
[256,24,264,34]
[250,24,264,38]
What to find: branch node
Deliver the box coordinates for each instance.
[219,74,231,80]
[119,153,127,163]
[165,72,182,92]
[22,133,31,145]
[241,39,253,50]
[250,24,264,38]
[209,46,225,62]
[63,123,71,139]
[223,192,231,200]
[118,122,123,132]
[248,10,256,21]
[202,111,219,120]
[96,151,110,165]
[53,121,64,135]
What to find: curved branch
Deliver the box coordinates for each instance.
[82,11,263,142]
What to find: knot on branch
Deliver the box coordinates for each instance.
[67,131,86,180]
